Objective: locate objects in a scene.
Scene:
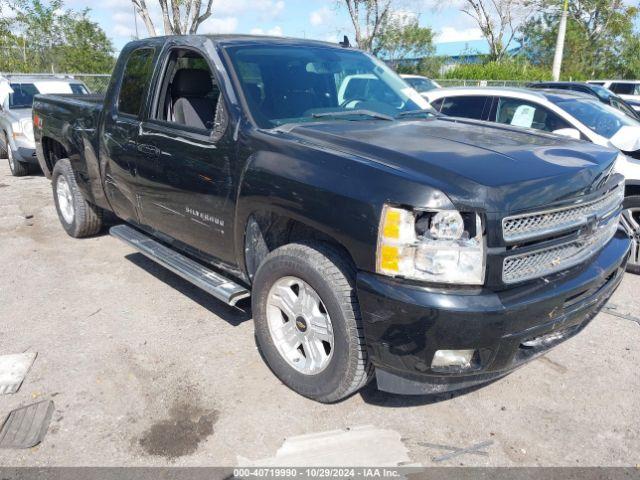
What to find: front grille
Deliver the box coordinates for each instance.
[502,186,624,243]
[502,215,620,284]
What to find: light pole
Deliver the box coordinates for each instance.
[552,0,569,81]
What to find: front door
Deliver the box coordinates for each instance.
[135,119,236,264]
[133,46,237,266]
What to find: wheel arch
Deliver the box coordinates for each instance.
[625,180,640,198]
[243,209,358,284]
[41,136,70,174]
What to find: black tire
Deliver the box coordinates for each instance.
[622,195,640,275]
[52,158,103,238]
[0,132,7,160]
[252,241,373,403]
[5,134,29,177]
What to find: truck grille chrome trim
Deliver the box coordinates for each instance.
[502,185,624,243]
[502,215,620,284]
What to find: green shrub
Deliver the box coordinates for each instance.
[443,59,552,81]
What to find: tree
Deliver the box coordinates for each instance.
[0,0,115,74]
[520,0,639,78]
[374,14,435,61]
[14,0,63,72]
[55,10,116,73]
[131,0,214,36]
[459,0,533,61]
[340,0,392,52]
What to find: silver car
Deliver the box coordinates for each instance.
[0,76,89,176]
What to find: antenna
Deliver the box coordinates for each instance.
[339,35,351,48]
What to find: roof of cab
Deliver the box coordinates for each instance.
[126,34,344,49]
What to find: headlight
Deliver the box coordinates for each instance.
[377,205,486,285]
[21,119,34,139]
[12,119,34,140]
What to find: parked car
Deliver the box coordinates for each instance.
[400,74,441,94]
[528,81,639,119]
[423,87,640,273]
[0,75,90,176]
[588,80,640,109]
[33,36,629,402]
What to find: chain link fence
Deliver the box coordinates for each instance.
[0,73,112,93]
[434,79,531,88]
[1,73,533,95]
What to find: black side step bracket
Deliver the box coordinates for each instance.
[109,224,250,306]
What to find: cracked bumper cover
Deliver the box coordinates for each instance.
[356,230,631,395]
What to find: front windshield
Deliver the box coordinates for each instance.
[225,44,432,128]
[404,77,438,93]
[9,83,39,109]
[555,97,640,139]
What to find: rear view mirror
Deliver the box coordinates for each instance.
[552,128,581,140]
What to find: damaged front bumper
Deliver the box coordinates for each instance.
[356,230,631,395]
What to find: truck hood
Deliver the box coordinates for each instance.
[286,117,618,213]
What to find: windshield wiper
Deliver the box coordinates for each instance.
[312,110,394,121]
[395,109,438,119]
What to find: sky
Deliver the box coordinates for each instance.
[62,0,489,55]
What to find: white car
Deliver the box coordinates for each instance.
[400,74,441,94]
[0,75,90,176]
[588,80,640,109]
[423,86,640,272]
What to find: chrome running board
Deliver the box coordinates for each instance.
[110,224,250,306]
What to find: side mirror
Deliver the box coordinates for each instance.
[211,98,229,143]
[609,125,640,152]
[552,128,581,140]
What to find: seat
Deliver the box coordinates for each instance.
[171,69,217,130]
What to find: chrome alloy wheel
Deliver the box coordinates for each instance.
[266,276,334,375]
[621,207,640,269]
[56,175,75,224]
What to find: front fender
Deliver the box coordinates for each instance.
[233,130,455,277]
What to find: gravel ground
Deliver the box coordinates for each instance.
[0,162,638,467]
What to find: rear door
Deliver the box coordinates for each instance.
[101,46,157,223]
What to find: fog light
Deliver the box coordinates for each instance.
[431,349,476,371]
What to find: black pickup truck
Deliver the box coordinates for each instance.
[33,35,630,402]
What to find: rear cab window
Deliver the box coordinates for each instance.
[117,48,156,117]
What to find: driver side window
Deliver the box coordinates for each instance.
[153,48,227,138]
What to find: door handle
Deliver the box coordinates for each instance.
[137,143,160,157]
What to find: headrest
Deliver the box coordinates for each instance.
[172,69,213,97]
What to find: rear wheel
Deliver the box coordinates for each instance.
[52,158,103,237]
[252,242,372,403]
[621,195,640,274]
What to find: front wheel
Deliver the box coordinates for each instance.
[5,134,29,177]
[622,195,640,274]
[252,242,372,403]
[52,158,103,238]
